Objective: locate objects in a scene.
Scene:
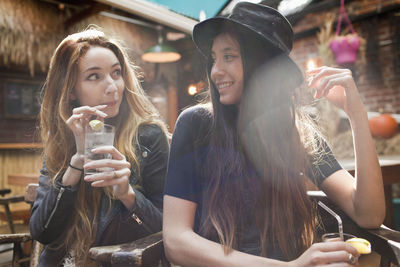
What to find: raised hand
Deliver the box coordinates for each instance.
[290,241,360,267]
[66,105,108,154]
[83,146,133,200]
[306,66,365,119]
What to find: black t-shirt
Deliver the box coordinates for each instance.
[164,105,342,259]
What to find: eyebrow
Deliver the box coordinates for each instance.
[83,62,121,74]
[211,47,238,57]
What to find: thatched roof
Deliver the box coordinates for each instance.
[0,0,66,76]
[0,0,157,77]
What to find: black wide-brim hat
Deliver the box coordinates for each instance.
[192,2,303,87]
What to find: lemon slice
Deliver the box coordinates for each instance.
[346,237,371,254]
[89,120,104,131]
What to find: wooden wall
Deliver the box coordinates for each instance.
[0,149,42,195]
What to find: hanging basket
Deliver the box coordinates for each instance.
[329,0,361,65]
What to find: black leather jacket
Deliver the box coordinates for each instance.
[30,124,169,266]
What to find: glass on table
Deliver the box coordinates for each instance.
[84,122,115,176]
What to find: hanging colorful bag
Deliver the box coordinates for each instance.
[329,0,361,65]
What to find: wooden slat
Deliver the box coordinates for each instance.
[0,143,43,150]
[0,233,31,244]
[8,174,38,186]
[0,149,42,195]
[89,232,163,265]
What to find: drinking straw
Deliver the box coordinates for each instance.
[318,201,343,240]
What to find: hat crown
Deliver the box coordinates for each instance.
[227,2,293,53]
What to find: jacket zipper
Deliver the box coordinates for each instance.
[131,213,152,233]
[44,187,65,229]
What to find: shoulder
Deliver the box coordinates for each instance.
[138,123,165,138]
[176,104,212,129]
[138,123,168,150]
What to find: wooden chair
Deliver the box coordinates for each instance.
[0,183,39,267]
[0,174,38,234]
[89,191,400,267]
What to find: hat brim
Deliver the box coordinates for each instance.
[193,17,282,59]
[193,17,303,88]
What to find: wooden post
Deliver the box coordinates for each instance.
[167,85,178,132]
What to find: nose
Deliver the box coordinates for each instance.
[211,59,225,81]
[104,75,118,95]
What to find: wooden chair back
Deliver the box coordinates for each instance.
[0,181,40,266]
[25,183,41,267]
[8,174,38,193]
[0,174,38,234]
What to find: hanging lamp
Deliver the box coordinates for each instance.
[142,26,181,63]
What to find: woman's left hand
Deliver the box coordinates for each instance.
[307,66,365,118]
[83,146,133,200]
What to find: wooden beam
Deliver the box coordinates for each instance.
[95,0,197,34]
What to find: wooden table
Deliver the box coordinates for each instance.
[338,155,400,228]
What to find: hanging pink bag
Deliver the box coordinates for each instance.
[329,0,361,65]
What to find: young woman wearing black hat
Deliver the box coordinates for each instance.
[163,2,385,266]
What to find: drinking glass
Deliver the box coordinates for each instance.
[322,233,355,242]
[84,123,115,176]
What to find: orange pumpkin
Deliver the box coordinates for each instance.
[368,114,398,139]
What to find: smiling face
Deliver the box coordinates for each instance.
[210,33,244,105]
[72,46,125,118]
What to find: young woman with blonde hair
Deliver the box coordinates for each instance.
[30,28,169,266]
[163,2,385,266]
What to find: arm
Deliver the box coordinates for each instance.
[29,164,78,244]
[124,124,169,232]
[163,195,282,267]
[308,66,385,228]
[163,195,359,267]
[136,124,169,211]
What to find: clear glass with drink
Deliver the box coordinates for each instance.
[322,233,355,242]
[84,123,115,176]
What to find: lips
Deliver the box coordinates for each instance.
[216,81,234,92]
[103,100,118,107]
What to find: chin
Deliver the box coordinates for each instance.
[105,107,120,119]
[220,97,238,106]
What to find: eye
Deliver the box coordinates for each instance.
[224,54,235,61]
[87,73,99,81]
[113,69,122,77]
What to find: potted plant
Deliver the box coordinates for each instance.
[329,0,362,65]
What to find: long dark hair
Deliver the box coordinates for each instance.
[198,26,318,260]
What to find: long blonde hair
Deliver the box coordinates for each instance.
[40,27,168,264]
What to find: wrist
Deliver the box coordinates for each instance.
[346,103,367,120]
[348,110,369,128]
[70,153,84,169]
[118,186,136,209]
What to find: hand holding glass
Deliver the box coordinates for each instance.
[84,123,115,176]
